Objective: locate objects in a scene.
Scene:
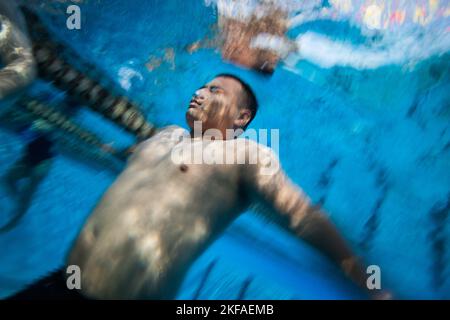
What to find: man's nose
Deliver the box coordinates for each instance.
[193,89,205,100]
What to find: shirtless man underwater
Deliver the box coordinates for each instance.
[61,73,389,300]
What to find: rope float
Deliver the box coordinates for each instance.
[20,6,156,141]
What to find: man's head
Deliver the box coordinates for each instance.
[186,74,258,138]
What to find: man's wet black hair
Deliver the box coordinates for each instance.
[216,73,258,128]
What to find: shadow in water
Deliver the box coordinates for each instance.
[192,258,219,300]
[236,276,254,300]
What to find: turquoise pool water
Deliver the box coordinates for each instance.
[0,0,449,299]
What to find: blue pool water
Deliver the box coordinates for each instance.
[0,0,449,299]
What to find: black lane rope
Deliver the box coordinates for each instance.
[20,6,157,141]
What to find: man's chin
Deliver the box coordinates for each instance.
[185,112,198,130]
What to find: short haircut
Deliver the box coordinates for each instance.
[215,73,258,128]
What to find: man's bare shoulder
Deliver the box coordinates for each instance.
[139,125,188,144]
[232,138,281,175]
[233,137,277,156]
[128,125,188,162]
[154,125,188,137]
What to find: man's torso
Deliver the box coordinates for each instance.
[67,126,265,299]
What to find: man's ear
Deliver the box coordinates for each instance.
[233,108,252,129]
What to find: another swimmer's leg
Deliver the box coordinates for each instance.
[24,158,51,203]
[0,12,36,99]
[0,159,50,233]
[3,158,29,198]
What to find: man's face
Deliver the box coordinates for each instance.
[186,76,243,135]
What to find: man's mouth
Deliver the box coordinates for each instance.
[188,99,201,109]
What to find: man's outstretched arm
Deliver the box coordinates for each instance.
[243,145,382,297]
